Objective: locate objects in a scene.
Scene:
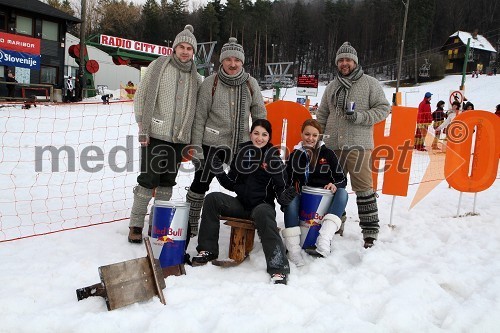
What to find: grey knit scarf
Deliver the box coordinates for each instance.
[334,66,364,115]
[217,65,250,154]
[141,56,199,142]
[170,54,193,72]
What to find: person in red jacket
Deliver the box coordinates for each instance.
[414,92,433,151]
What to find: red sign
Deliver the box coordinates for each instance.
[0,32,40,55]
[297,74,318,88]
[449,90,464,105]
[99,34,173,57]
[86,60,100,74]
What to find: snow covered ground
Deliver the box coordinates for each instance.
[0,74,499,332]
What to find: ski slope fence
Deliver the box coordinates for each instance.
[0,101,497,242]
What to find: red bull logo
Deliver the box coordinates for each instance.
[157,235,175,243]
[153,226,183,238]
[299,210,325,221]
[303,219,321,227]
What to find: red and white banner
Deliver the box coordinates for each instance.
[99,34,173,57]
[0,32,40,55]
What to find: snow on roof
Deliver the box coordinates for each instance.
[450,31,497,53]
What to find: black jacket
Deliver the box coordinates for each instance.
[217,141,287,210]
[286,143,347,192]
[432,107,447,121]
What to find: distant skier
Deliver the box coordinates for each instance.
[65,76,74,102]
[101,93,113,104]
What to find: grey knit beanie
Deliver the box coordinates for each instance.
[172,24,197,53]
[219,37,245,63]
[335,42,358,64]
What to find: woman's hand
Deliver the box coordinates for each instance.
[324,183,337,193]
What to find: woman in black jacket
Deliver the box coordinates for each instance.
[192,119,296,285]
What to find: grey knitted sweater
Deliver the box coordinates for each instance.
[316,74,390,150]
[191,73,266,156]
[134,56,202,144]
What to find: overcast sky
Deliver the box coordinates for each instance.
[68,0,212,12]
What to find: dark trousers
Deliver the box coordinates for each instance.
[196,192,290,275]
[75,87,83,101]
[65,89,73,102]
[137,137,186,189]
[7,85,15,98]
[189,145,232,194]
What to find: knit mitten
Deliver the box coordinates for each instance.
[344,112,358,122]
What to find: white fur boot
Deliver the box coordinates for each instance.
[315,214,341,257]
[282,226,305,267]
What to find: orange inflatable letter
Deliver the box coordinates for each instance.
[445,111,500,192]
[372,106,418,196]
[266,101,312,158]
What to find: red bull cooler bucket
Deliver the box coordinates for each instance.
[151,200,189,268]
[299,186,334,249]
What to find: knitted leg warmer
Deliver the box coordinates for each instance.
[186,189,205,237]
[356,190,380,240]
[129,185,153,228]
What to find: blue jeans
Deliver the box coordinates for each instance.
[284,188,349,228]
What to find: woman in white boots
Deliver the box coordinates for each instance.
[283,119,348,265]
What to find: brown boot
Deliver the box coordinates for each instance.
[363,237,375,249]
[128,227,143,243]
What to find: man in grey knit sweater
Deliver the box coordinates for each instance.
[186,37,266,238]
[128,25,202,243]
[316,42,390,248]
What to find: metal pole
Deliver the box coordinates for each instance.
[456,192,463,217]
[395,0,409,96]
[472,193,477,215]
[460,38,471,90]
[79,0,87,75]
[389,195,396,228]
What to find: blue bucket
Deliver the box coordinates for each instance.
[150,200,189,267]
[299,186,334,249]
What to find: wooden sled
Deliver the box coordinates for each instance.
[212,216,256,268]
[76,237,166,311]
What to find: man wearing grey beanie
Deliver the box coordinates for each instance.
[316,42,390,249]
[186,37,266,239]
[128,24,202,243]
